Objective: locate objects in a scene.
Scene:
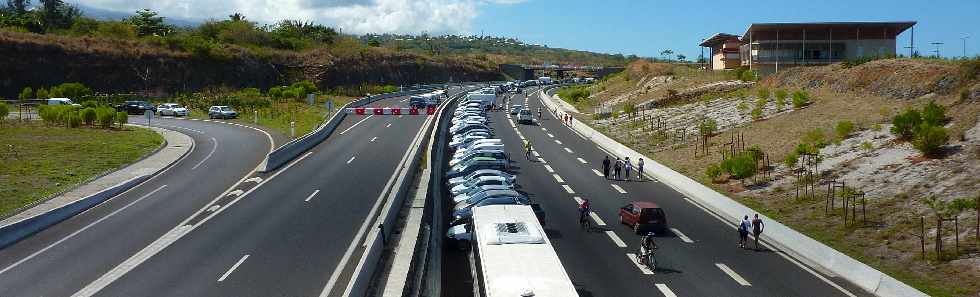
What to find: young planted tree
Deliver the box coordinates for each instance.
[913,124,949,157]
[0,102,8,127]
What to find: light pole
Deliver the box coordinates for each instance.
[930,42,944,58]
[961,35,970,58]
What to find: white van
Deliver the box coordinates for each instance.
[47,98,80,106]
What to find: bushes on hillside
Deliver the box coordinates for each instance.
[792,91,810,109]
[835,121,855,140]
[81,108,97,125]
[774,89,787,110]
[892,101,949,157]
[557,86,590,104]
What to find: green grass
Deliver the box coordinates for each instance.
[186,96,355,139]
[0,122,163,216]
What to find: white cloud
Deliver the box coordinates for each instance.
[73,0,526,34]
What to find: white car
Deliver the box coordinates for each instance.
[449,149,507,167]
[450,176,513,196]
[449,134,488,148]
[157,103,188,116]
[447,169,516,188]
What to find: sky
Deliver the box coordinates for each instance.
[72,0,980,61]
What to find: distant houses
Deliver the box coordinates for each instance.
[701,21,916,75]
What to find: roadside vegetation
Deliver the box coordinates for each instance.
[580,57,980,296]
[0,121,163,217]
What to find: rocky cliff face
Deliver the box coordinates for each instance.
[0,31,502,98]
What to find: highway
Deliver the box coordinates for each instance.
[475,88,870,297]
[0,117,275,297]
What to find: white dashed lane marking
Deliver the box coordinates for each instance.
[577,157,587,164]
[592,169,604,176]
[611,184,628,194]
[564,147,573,153]
[552,174,565,183]
[347,156,356,164]
[606,231,627,247]
[656,284,678,297]
[626,253,655,275]
[716,263,752,286]
[543,165,555,173]
[218,254,250,282]
[304,190,320,202]
[670,228,694,243]
[561,185,575,194]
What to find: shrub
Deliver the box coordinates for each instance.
[96,108,115,128]
[803,128,828,148]
[698,118,717,136]
[912,124,949,157]
[835,121,855,139]
[36,88,49,99]
[791,91,810,108]
[921,100,946,126]
[0,102,8,126]
[774,89,787,101]
[81,101,98,108]
[736,101,749,111]
[116,111,129,128]
[739,70,756,82]
[756,88,770,100]
[751,107,763,120]
[871,123,882,131]
[705,164,723,181]
[728,154,758,183]
[891,108,922,140]
[67,111,82,128]
[861,141,874,151]
[81,108,97,125]
[18,87,33,100]
[746,145,764,162]
[50,82,93,99]
[622,103,636,116]
[784,153,799,167]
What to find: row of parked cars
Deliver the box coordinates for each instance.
[112,101,238,119]
[444,92,543,247]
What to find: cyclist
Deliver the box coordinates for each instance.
[537,107,542,119]
[523,141,532,160]
[640,232,658,267]
[578,198,591,228]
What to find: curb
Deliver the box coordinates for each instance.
[0,126,194,249]
[537,88,928,297]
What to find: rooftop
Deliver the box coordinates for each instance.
[741,21,916,41]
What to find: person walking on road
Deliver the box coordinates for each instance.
[602,156,611,179]
[624,157,633,182]
[637,158,645,181]
[524,141,532,160]
[738,215,750,249]
[613,157,623,180]
[751,214,765,250]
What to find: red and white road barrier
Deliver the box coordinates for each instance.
[345,106,437,115]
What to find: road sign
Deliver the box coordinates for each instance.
[144,110,153,126]
[307,93,315,106]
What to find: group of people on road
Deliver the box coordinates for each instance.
[601,155,644,181]
[738,214,765,250]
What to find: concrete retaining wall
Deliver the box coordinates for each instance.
[537,88,927,297]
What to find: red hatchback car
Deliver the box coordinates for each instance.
[619,201,668,234]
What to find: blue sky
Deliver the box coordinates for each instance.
[473,0,980,60]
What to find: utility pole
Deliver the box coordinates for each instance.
[961,35,971,58]
[930,42,944,58]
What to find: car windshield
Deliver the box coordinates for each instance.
[519,110,531,115]
[220,107,232,111]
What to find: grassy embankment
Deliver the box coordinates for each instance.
[579,58,980,296]
[0,122,163,216]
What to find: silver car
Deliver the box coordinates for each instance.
[208,106,238,119]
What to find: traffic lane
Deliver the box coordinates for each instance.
[525,90,860,296]
[504,107,763,296]
[0,118,272,297]
[94,112,428,296]
[486,109,657,296]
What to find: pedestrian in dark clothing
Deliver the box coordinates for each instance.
[752,214,765,250]
[613,157,622,180]
[624,157,633,182]
[602,156,611,179]
[637,158,645,181]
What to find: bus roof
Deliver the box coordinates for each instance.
[473,205,578,297]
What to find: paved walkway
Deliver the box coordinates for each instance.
[0,126,193,227]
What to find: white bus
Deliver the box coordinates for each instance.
[472,205,578,297]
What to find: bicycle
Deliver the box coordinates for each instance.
[638,246,657,271]
[579,211,591,231]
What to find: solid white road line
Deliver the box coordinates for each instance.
[577,157,587,164]
[370,137,378,142]
[561,185,575,194]
[304,190,320,202]
[564,147,573,153]
[0,185,167,276]
[716,263,752,286]
[611,184,628,194]
[591,169,604,176]
[543,165,555,173]
[338,115,373,135]
[547,133,554,138]
[606,231,627,247]
[555,140,563,145]
[218,254,250,282]
[670,228,695,243]
[190,137,218,170]
[552,174,565,183]
[347,156,356,164]
[655,284,678,297]
[626,253,655,275]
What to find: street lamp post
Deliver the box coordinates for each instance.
[961,35,970,58]
[930,42,944,58]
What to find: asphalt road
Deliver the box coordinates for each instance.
[0,117,274,297]
[482,89,870,297]
[73,88,474,297]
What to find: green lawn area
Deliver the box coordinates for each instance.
[186,96,356,139]
[0,122,163,216]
